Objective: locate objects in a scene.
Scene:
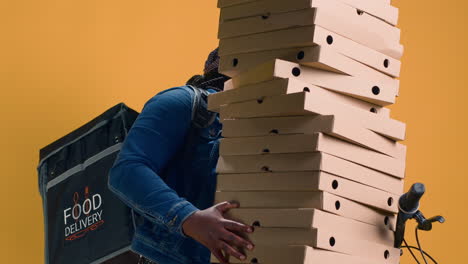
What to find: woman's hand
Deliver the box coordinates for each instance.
[181,201,254,264]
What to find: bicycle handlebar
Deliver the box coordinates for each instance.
[399,183,425,213]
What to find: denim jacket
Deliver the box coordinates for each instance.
[108,85,222,264]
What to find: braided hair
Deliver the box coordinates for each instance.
[186,48,230,92]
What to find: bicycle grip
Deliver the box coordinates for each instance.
[399,183,425,213]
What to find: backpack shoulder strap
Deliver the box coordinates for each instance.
[157,85,217,182]
[186,85,217,129]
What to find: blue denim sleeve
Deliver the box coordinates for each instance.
[108,86,199,237]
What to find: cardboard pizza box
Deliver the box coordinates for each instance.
[219,133,406,177]
[227,59,399,105]
[219,0,398,25]
[344,0,399,25]
[220,46,400,80]
[219,90,406,141]
[215,191,396,229]
[211,245,380,264]
[209,79,392,116]
[220,115,406,159]
[218,6,402,59]
[218,0,394,6]
[241,227,398,262]
[226,208,394,245]
[218,0,393,8]
[220,115,403,154]
[217,0,253,8]
[219,0,400,41]
[220,25,401,62]
[220,45,399,81]
[217,152,405,194]
[216,170,399,212]
[219,26,401,87]
[209,79,393,112]
[210,78,394,110]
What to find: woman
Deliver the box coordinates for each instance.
[108,48,254,264]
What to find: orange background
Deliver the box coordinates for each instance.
[0,0,466,263]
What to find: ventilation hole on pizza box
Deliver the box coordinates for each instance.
[332,180,339,190]
[384,59,390,68]
[232,58,239,67]
[372,86,381,95]
[297,51,305,60]
[251,258,259,263]
[252,221,261,227]
[335,201,341,210]
[303,87,310,92]
[261,166,271,172]
[326,35,334,45]
[292,67,301,77]
[384,216,390,226]
[388,197,394,206]
[384,250,390,259]
[269,129,279,134]
[329,237,336,247]
[356,9,364,15]
[262,148,270,153]
[261,13,270,19]
[257,98,264,104]
[370,108,378,113]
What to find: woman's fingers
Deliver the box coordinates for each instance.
[215,201,239,213]
[212,248,229,264]
[220,229,254,251]
[223,220,253,234]
[207,201,254,263]
[223,220,254,250]
[220,241,246,261]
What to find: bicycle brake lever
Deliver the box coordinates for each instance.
[417,215,445,231]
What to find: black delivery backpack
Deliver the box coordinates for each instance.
[37,103,141,264]
[37,86,214,264]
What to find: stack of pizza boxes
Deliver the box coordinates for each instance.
[208,0,405,263]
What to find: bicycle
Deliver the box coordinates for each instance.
[395,183,445,263]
